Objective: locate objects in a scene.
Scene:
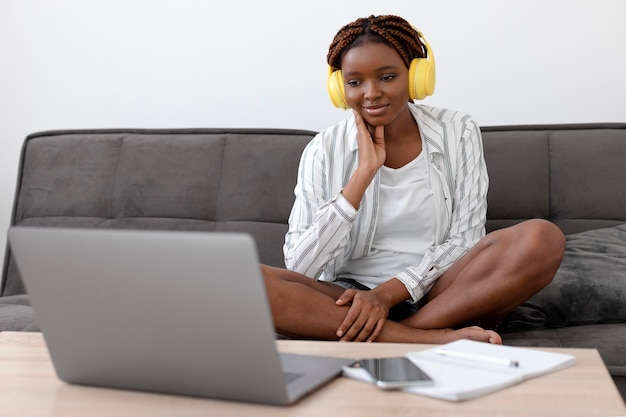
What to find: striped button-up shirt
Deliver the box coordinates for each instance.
[284,103,488,303]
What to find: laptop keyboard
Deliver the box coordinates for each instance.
[284,372,304,384]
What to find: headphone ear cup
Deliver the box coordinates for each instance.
[408,57,435,100]
[327,68,349,109]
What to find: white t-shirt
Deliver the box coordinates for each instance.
[337,152,436,289]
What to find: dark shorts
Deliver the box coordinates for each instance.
[333,278,419,322]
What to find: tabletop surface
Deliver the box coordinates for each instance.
[1,331,624,417]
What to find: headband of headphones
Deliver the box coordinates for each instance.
[327,28,436,109]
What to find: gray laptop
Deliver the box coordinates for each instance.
[8,226,354,405]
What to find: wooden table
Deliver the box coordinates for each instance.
[0,332,624,417]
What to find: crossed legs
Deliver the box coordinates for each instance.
[263,219,565,344]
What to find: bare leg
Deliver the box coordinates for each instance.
[263,219,564,345]
[262,265,500,344]
[404,219,565,330]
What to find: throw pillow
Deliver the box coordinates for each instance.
[499,224,626,333]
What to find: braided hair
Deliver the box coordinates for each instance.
[327,15,427,70]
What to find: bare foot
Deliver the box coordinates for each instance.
[439,326,502,345]
[397,326,501,345]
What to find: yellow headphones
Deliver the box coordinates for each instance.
[326,29,436,109]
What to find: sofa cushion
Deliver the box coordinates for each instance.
[0,294,39,331]
[502,323,626,379]
[499,224,626,332]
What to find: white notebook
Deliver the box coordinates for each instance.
[343,339,576,401]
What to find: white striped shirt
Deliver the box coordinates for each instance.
[283,103,488,303]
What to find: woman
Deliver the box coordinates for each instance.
[262,15,565,344]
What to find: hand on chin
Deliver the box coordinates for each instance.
[353,109,385,134]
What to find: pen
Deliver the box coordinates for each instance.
[435,349,520,368]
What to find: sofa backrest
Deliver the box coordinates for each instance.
[3,124,626,297]
[1,129,315,296]
[482,124,626,234]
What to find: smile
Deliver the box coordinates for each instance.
[362,104,389,117]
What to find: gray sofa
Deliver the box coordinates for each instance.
[2,124,625,399]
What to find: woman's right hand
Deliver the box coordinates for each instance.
[353,110,386,175]
[339,111,386,210]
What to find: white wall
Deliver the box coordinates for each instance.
[1,0,625,270]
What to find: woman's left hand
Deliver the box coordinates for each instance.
[335,289,389,342]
